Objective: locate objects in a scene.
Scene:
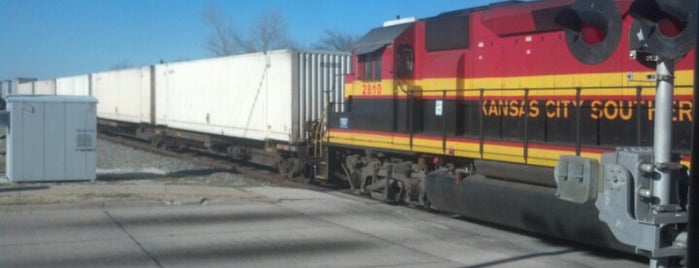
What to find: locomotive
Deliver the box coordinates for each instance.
[316,0,695,266]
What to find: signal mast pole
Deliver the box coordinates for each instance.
[653,60,675,207]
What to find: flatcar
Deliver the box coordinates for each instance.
[316,0,694,266]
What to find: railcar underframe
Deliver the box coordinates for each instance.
[98,119,309,178]
[322,129,638,251]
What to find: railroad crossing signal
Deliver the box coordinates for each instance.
[629,0,696,61]
[554,1,695,267]
[554,0,622,64]
[556,0,696,66]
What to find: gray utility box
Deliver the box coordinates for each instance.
[3,95,98,182]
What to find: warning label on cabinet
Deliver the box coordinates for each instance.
[76,129,95,152]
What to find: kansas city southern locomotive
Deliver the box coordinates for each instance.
[2,0,695,266]
[317,0,695,266]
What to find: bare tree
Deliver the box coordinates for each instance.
[203,7,295,55]
[247,10,295,52]
[203,3,239,56]
[110,60,133,70]
[312,29,358,51]
[235,34,257,53]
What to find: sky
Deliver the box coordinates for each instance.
[0,0,499,80]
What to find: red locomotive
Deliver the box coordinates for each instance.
[317,0,695,266]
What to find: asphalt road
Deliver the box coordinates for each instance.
[0,186,646,268]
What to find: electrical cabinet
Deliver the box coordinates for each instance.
[4,95,97,182]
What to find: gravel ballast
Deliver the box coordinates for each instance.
[95,139,269,187]
[0,135,272,206]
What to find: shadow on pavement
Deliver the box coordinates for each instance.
[97,168,232,181]
[462,249,576,268]
[0,185,51,193]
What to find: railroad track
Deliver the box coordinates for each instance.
[98,133,327,191]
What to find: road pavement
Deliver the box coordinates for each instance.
[0,184,646,268]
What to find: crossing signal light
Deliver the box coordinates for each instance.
[555,0,622,65]
[628,0,696,61]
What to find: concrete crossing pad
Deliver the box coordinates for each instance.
[0,186,645,268]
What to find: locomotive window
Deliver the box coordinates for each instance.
[397,45,414,78]
[359,50,383,81]
[425,14,469,51]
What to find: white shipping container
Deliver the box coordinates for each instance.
[0,80,9,99]
[56,75,90,96]
[155,49,350,144]
[16,82,33,95]
[92,67,152,124]
[1,78,36,97]
[33,80,56,95]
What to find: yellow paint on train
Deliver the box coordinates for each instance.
[345,70,694,98]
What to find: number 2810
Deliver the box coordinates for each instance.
[361,83,382,95]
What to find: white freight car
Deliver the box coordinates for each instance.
[2,78,37,98]
[56,75,90,96]
[0,81,9,99]
[33,80,56,95]
[16,81,34,95]
[1,80,10,98]
[154,49,350,145]
[92,67,153,124]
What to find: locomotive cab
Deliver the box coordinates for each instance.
[347,19,414,99]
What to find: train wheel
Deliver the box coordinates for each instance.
[277,158,289,177]
[150,136,163,148]
[276,157,300,179]
[286,158,301,179]
[302,163,316,184]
